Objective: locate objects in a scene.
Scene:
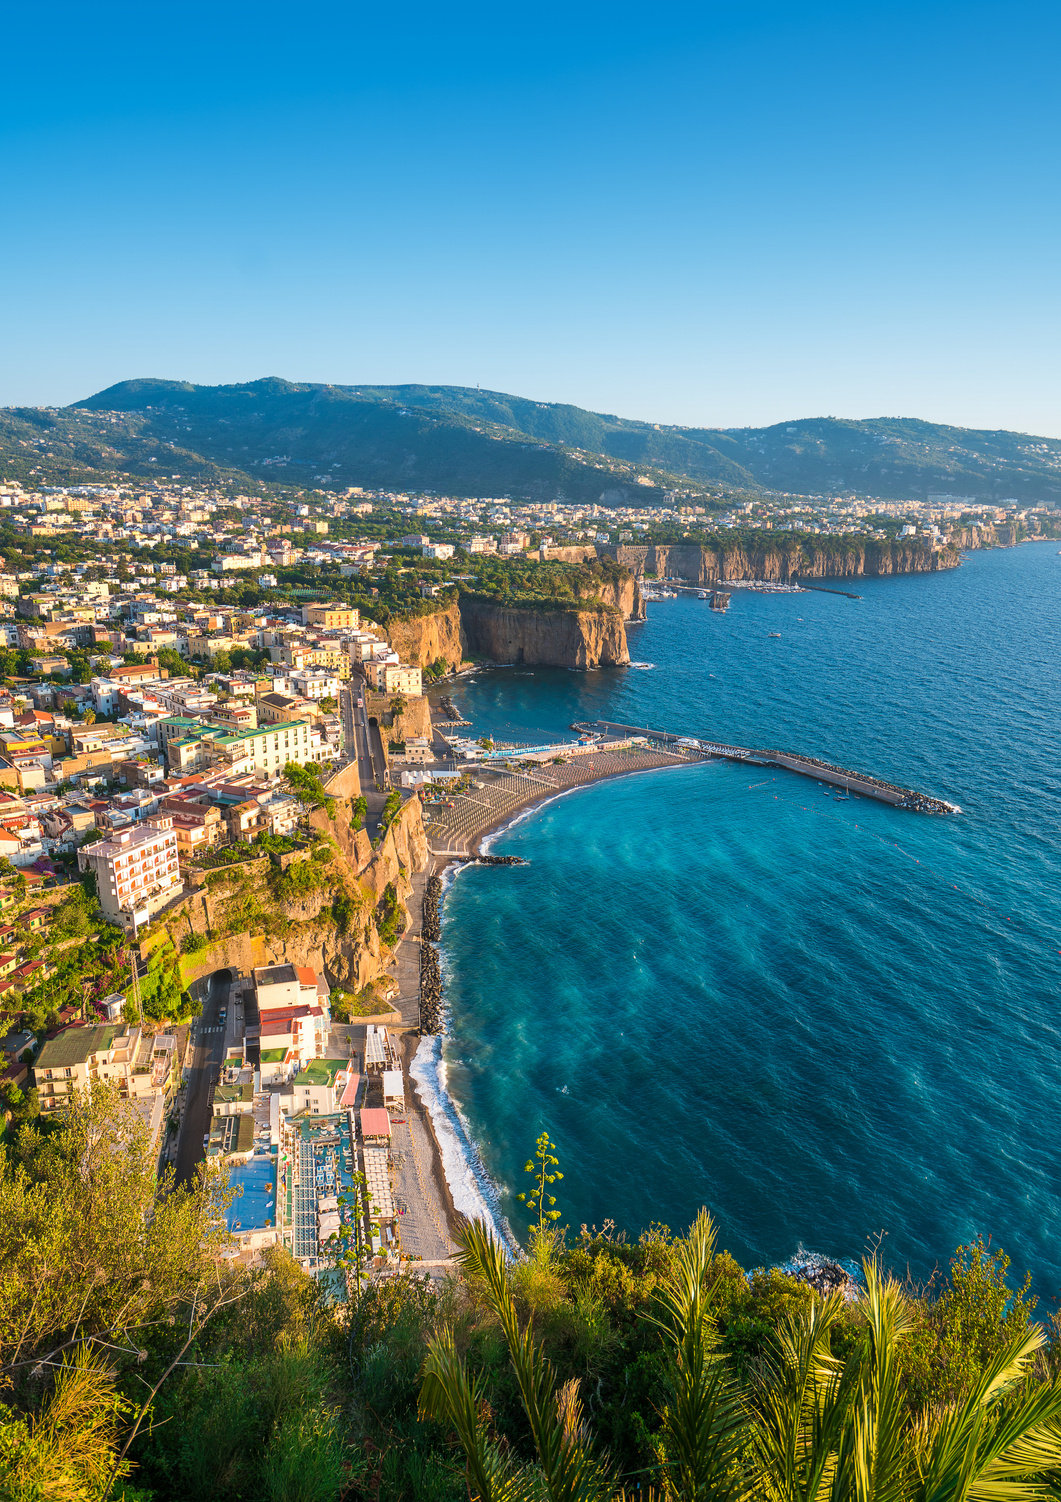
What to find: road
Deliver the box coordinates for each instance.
[340,682,389,836]
[173,969,232,1187]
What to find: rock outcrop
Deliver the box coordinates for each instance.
[386,599,464,672]
[386,569,641,671]
[154,797,430,995]
[459,598,630,667]
[609,539,960,582]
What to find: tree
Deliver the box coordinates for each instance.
[421,1219,612,1502]
[517,1131,563,1236]
[331,1174,379,1302]
[422,1218,1061,1502]
[0,1085,241,1490]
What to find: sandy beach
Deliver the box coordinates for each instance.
[389,744,699,1256]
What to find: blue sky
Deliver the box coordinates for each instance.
[3,1,1060,433]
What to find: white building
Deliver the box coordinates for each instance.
[289,668,340,702]
[77,815,182,930]
[252,963,329,1085]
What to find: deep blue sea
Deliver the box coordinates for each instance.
[412,543,1061,1296]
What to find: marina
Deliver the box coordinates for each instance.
[571,720,960,812]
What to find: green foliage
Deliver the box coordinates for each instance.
[900,1237,1036,1407]
[518,1131,563,1234]
[282,761,329,811]
[349,795,367,831]
[138,941,199,1023]
[375,882,403,946]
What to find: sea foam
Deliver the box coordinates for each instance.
[409,1035,519,1253]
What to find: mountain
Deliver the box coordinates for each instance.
[2,377,1060,504]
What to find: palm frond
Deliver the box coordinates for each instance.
[421,1324,537,1502]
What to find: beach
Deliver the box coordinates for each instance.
[390,743,698,1258]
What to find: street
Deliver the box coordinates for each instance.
[173,968,232,1187]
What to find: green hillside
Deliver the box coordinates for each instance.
[1,376,1059,503]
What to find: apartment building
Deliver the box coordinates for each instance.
[289,669,340,702]
[367,662,423,696]
[34,1022,183,1145]
[77,815,182,929]
[161,717,320,777]
[252,962,329,1085]
[302,603,360,630]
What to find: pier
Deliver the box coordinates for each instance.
[571,720,960,813]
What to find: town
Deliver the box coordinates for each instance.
[0,462,1055,1291]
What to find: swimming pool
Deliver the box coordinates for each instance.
[226,1157,277,1232]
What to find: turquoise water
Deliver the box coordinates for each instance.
[433,543,1061,1293]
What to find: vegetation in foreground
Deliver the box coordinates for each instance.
[1,1090,1060,1501]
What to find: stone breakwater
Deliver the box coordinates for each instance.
[422,874,442,943]
[419,874,444,1034]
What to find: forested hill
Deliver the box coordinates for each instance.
[4,375,1061,504]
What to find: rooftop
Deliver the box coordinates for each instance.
[299,1057,350,1087]
[254,963,298,988]
[36,1023,118,1069]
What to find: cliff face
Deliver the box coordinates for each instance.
[157,797,431,995]
[583,573,645,620]
[386,572,641,671]
[386,599,464,671]
[459,598,629,667]
[611,540,960,582]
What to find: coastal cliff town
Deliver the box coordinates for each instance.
[0,468,1057,1291]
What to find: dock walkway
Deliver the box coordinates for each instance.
[572,720,959,814]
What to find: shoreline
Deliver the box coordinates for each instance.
[406,749,702,1252]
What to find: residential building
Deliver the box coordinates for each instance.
[77,816,182,929]
[252,963,329,1085]
[367,662,423,697]
[33,1023,184,1146]
[302,603,360,630]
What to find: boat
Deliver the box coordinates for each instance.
[768,632,782,638]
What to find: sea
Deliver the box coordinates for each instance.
[410,543,1061,1296]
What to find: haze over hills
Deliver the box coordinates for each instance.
[3,376,1061,505]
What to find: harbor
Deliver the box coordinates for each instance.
[570,720,961,813]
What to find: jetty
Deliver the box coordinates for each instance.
[571,720,960,813]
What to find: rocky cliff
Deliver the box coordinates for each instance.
[386,599,464,672]
[584,572,645,621]
[610,539,960,582]
[386,571,641,671]
[458,598,630,667]
[154,797,430,995]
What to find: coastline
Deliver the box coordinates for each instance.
[406,748,701,1253]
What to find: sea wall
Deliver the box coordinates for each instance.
[608,540,959,582]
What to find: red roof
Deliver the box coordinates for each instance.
[295,965,317,988]
[359,1107,391,1139]
[339,1072,360,1109]
[255,1003,320,1024]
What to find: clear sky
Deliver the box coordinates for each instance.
[4,0,1060,434]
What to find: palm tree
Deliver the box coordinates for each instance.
[420,1220,612,1502]
[422,1223,1061,1502]
[749,1259,1061,1502]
